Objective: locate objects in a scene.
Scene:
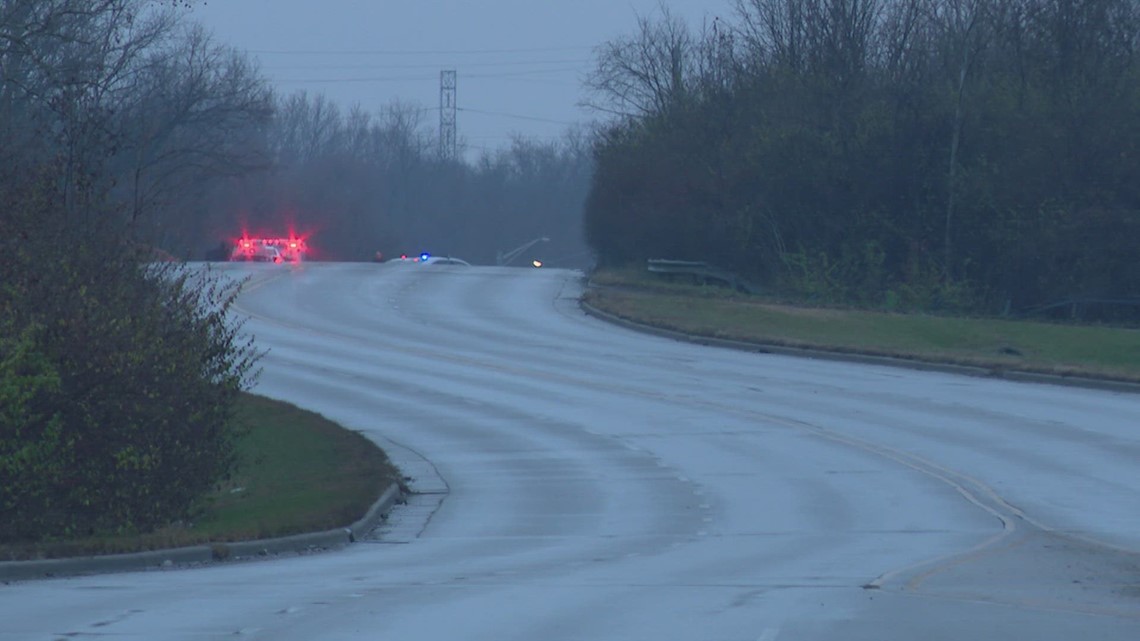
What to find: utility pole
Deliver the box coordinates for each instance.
[439,69,457,160]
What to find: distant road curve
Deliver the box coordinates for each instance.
[2,262,1138,641]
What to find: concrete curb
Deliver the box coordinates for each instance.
[0,483,402,583]
[579,298,1140,396]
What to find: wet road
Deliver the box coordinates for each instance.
[2,262,1138,640]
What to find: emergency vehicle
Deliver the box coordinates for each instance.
[229,236,309,263]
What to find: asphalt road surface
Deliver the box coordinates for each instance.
[3,262,1139,640]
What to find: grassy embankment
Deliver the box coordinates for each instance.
[586,268,1140,383]
[1,394,400,561]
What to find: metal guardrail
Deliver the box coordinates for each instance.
[646,259,760,294]
[1021,297,1140,322]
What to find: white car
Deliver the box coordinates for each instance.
[421,256,470,266]
[230,242,282,263]
[389,253,470,266]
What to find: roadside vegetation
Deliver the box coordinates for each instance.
[0,393,399,561]
[1,1,274,550]
[5,0,1137,561]
[584,0,1140,322]
[587,268,1140,383]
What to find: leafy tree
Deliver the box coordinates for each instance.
[0,171,261,541]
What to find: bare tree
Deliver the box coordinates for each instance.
[118,24,273,233]
[734,0,810,69]
[736,0,885,78]
[343,104,374,161]
[805,0,884,84]
[584,3,696,118]
[694,16,744,95]
[270,91,344,164]
[878,0,933,87]
[376,98,430,169]
[933,0,993,279]
[1,0,174,225]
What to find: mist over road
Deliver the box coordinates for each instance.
[3,263,1138,640]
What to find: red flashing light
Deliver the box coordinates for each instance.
[233,235,309,262]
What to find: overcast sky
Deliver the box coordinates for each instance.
[189,1,730,156]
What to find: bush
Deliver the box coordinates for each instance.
[0,323,71,540]
[779,241,888,306]
[0,173,261,542]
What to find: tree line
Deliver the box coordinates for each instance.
[192,93,594,268]
[584,0,1140,319]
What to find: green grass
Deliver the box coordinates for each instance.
[1,394,400,561]
[586,269,1140,382]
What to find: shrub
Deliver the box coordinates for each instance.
[0,323,72,540]
[0,173,261,542]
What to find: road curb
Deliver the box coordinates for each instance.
[0,483,402,583]
[579,298,1140,395]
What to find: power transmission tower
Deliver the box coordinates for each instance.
[439,69,457,160]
